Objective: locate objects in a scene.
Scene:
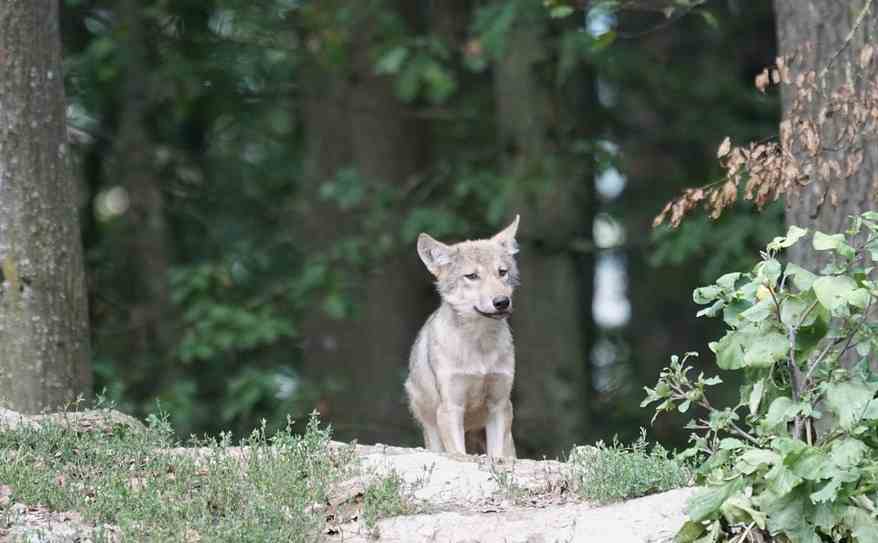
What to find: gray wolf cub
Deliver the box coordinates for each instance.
[404,216,520,458]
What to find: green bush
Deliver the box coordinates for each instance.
[568,429,693,504]
[644,213,878,543]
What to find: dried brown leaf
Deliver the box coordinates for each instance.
[846,149,864,177]
[717,136,732,159]
[755,69,770,93]
[861,44,874,69]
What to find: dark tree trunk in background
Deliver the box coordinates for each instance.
[299,2,429,445]
[776,0,878,265]
[0,1,92,411]
[114,1,174,376]
[495,4,594,456]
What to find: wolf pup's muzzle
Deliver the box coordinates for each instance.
[475,296,512,319]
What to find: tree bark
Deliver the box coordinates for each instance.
[114,0,174,377]
[298,2,430,445]
[776,0,878,266]
[0,0,92,412]
[494,4,594,456]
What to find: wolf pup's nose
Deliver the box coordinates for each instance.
[493,296,510,311]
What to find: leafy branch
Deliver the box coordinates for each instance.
[644,213,878,542]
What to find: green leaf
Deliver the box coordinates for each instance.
[549,5,575,17]
[842,506,878,543]
[767,225,808,251]
[693,285,723,304]
[762,487,809,534]
[780,295,810,327]
[696,300,724,318]
[765,462,803,495]
[716,272,741,289]
[737,448,779,475]
[687,479,743,522]
[674,521,705,543]
[711,331,747,370]
[374,46,409,75]
[784,263,817,291]
[813,275,858,315]
[813,231,846,251]
[790,448,829,481]
[740,298,774,322]
[742,332,789,368]
[749,378,765,415]
[718,438,745,450]
[720,493,767,529]
[763,397,797,430]
[848,287,871,309]
[813,231,855,258]
[825,382,878,430]
[829,437,869,469]
[757,258,782,283]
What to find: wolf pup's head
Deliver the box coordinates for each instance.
[417,215,520,320]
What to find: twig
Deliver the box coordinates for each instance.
[734,522,756,543]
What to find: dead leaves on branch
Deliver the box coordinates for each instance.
[655,44,878,228]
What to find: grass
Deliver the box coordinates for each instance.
[567,429,692,505]
[0,408,384,542]
[361,470,410,534]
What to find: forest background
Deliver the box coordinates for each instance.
[5,0,857,459]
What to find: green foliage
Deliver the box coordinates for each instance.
[644,213,878,542]
[567,429,693,504]
[0,410,354,542]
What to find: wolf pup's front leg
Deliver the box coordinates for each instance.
[404,215,521,459]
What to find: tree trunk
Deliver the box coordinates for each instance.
[776,0,878,265]
[298,2,429,446]
[114,0,174,381]
[0,1,92,412]
[494,4,594,456]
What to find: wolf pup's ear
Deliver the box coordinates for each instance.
[417,233,452,276]
[492,214,520,255]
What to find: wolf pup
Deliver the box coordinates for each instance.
[405,215,520,458]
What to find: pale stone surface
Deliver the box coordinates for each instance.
[326,442,695,543]
[334,487,696,543]
[0,407,144,434]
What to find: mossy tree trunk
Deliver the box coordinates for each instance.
[0,0,92,412]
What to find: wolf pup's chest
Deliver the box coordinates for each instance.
[437,338,514,407]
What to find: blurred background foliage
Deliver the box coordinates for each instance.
[61,0,781,457]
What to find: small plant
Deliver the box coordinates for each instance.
[567,428,692,504]
[644,213,878,542]
[361,470,411,536]
[486,458,526,502]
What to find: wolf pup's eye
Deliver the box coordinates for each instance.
[498,268,508,277]
[464,272,479,280]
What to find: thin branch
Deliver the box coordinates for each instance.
[818,0,875,81]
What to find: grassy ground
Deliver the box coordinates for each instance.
[0,407,692,541]
[0,409,377,542]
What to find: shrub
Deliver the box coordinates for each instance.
[643,213,878,542]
